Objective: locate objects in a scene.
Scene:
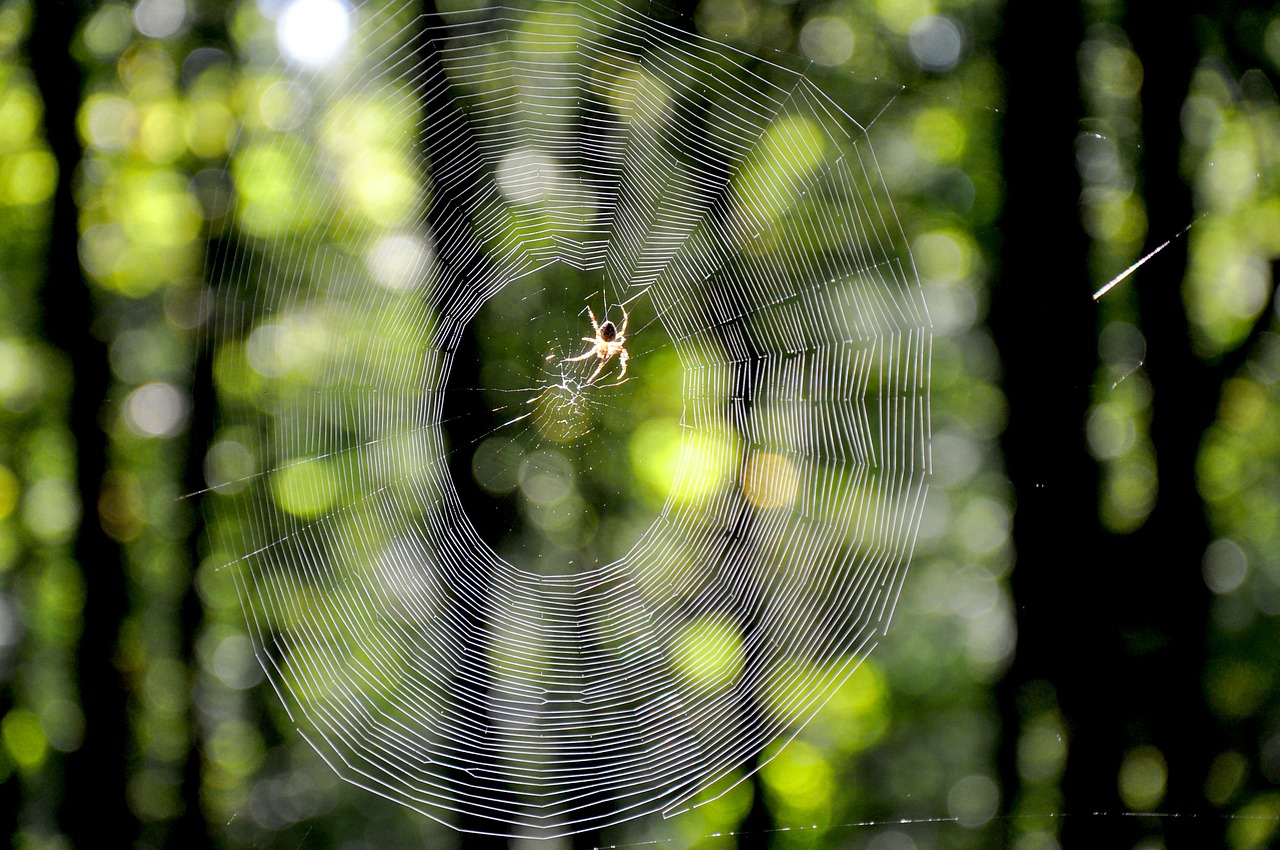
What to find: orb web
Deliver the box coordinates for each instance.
[206,0,931,838]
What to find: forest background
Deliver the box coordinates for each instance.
[2,0,1280,848]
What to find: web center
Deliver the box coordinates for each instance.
[442,262,676,571]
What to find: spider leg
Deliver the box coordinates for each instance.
[586,306,599,334]
[562,347,598,363]
[586,352,611,384]
[595,349,631,388]
[618,305,628,337]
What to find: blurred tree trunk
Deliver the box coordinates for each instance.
[1122,1,1219,844]
[991,0,1122,845]
[414,6,512,846]
[996,1,1221,846]
[29,0,134,845]
[178,271,221,845]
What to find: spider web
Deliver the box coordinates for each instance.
[205,0,931,838]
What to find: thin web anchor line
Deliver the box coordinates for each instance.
[1091,214,1205,301]
[594,808,1280,849]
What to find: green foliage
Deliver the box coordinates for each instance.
[5,0,1280,847]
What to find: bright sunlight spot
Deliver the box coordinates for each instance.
[277,0,351,69]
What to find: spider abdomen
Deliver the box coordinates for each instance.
[600,321,617,342]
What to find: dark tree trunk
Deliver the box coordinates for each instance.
[991,0,1118,846]
[176,288,221,847]
[29,0,134,845]
[1121,2,1220,846]
[996,0,1222,846]
[413,6,511,847]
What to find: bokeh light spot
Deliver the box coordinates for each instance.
[743,452,799,510]
[1,709,48,772]
[83,3,135,58]
[948,774,999,827]
[83,95,138,153]
[1202,537,1248,594]
[519,450,574,506]
[133,0,187,39]
[761,739,834,816]
[799,16,854,67]
[672,616,745,692]
[1118,745,1167,810]
[908,15,963,72]
[912,107,966,164]
[123,381,190,438]
[471,437,521,496]
[22,478,80,545]
[3,150,56,206]
[271,460,338,518]
[205,440,256,495]
[366,233,434,292]
[278,0,352,69]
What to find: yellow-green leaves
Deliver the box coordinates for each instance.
[671,615,744,692]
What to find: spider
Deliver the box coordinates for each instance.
[563,305,629,384]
